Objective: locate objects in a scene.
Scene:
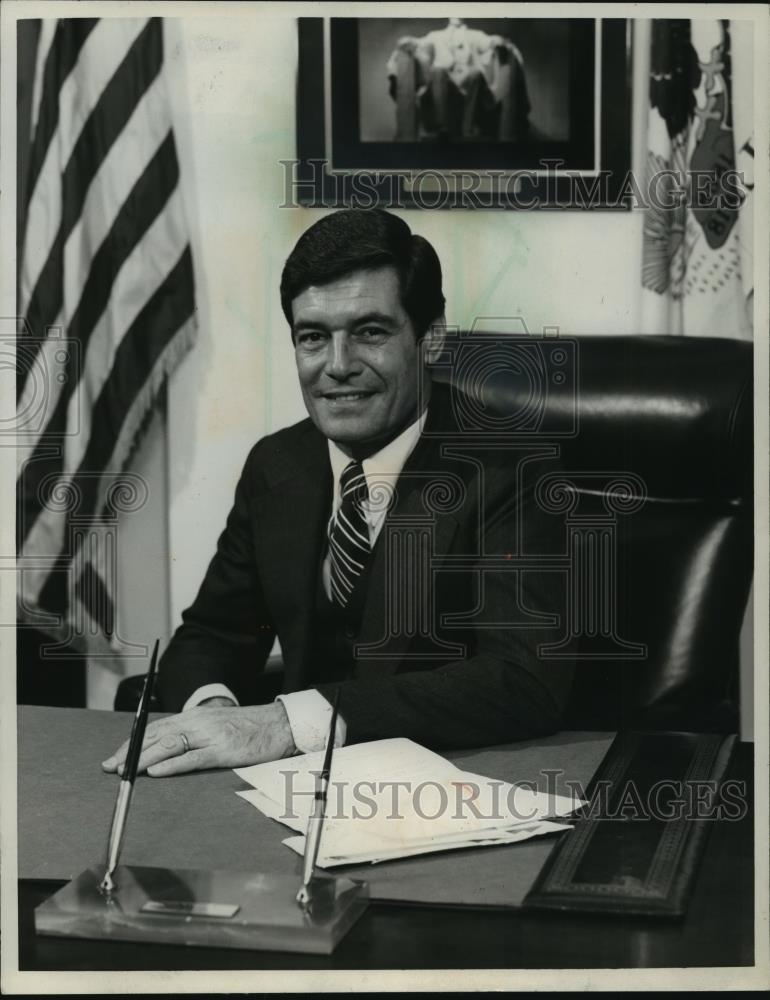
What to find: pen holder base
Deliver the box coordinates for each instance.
[34,865,369,955]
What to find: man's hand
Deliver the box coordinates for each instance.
[101,702,296,777]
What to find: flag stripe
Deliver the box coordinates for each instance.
[20,244,194,557]
[21,18,163,386]
[36,566,67,618]
[75,560,115,637]
[29,248,194,607]
[18,16,197,655]
[65,129,181,391]
[17,141,184,540]
[24,18,99,212]
[30,21,58,136]
[64,186,189,471]
[18,129,180,469]
[60,19,162,236]
[65,247,195,522]
[20,18,149,319]
[63,74,173,317]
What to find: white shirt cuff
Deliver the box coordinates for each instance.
[183,683,239,711]
[276,689,347,755]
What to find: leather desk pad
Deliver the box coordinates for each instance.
[524,730,737,918]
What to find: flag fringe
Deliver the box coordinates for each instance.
[16,310,197,658]
[106,309,198,481]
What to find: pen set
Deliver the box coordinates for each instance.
[35,643,367,953]
[35,642,369,955]
[99,643,341,907]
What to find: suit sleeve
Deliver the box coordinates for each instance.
[156,444,276,712]
[314,459,575,750]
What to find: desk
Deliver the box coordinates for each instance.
[16,707,754,970]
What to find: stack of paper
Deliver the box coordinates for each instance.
[235,738,583,868]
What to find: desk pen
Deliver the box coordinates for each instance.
[99,639,159,895]
[296,688,341,908]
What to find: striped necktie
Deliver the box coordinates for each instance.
[328,460,371,608]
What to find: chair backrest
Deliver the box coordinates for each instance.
[433,334,753,732]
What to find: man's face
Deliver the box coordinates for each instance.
[292,266,433,455]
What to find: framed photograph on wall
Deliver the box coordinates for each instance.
[293,17,632,210]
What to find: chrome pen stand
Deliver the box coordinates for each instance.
[34,864,369,955]
[34,647,367,954]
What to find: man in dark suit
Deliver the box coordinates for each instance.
[103,209,573,778]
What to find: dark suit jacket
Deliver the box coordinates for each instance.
[157,383,574,750]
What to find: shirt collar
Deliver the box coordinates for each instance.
[327,407,429,505]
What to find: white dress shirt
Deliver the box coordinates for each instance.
[184,407,429,753]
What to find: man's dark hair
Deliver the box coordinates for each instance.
[280,208,445,338]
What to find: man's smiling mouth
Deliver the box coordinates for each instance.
[321,390,376,403]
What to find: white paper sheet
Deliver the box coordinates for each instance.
[234,737,584,866]
[281,819,573,868]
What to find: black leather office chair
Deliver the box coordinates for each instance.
[116,335,753,733]
[432,333,752,733]
[563,335,752,732]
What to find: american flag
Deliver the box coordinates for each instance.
[16,17,196,658]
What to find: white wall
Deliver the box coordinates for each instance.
[164,16,302,622]
[89,401,169,710]
[103,15,752,737]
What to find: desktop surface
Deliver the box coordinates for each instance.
[16,706,754,970]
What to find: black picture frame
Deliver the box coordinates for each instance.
[293,17,632,210]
